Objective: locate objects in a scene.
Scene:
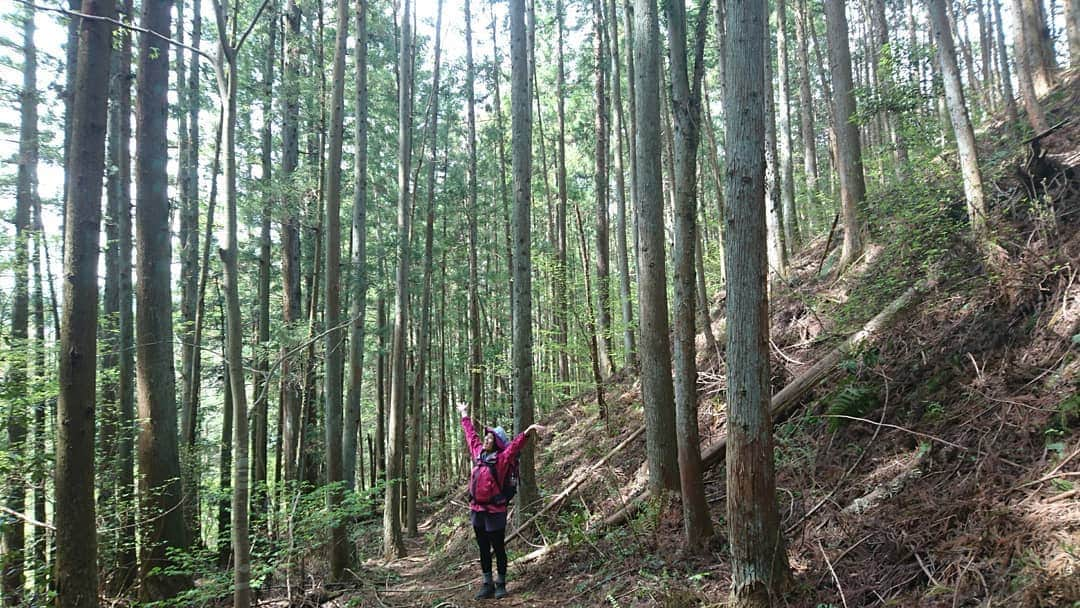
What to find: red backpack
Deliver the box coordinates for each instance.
[469,452,519,506]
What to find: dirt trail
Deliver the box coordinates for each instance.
[350,517,567,608]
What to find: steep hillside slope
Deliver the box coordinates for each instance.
[341,73,1079,608]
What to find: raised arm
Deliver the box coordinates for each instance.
[504,424,548,460]
[457,402,482,458]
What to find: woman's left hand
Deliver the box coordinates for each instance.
[525,424,548,438]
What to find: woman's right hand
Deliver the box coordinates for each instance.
[456,401,468,418]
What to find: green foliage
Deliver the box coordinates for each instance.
[824,382,879,430]
[838,164,965,327]
[1046,391,1080,436]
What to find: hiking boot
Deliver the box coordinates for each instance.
[494,580,508,599]
[476,573,495,600]
[474,582,495,600]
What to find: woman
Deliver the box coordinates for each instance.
[456,401,546,600]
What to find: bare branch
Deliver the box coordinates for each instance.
[13,0,215,63]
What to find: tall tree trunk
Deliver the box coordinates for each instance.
[252,6,276,537]
[31,192,48,599]
[385,0,413,561]
[794,0,819,202]
[634,0,680,494]
[594,0,614,379]
[465,0,484,419]
[1010,0,1051,132]
[409,0,444,537]
[763,21,787,278]
[376,293,386,481]
[281,0,304,484]
[1018,0,1057,94]
[724,1,791,603]
[824,0,866,270]
[868,0,907,170]
[101,3,125,581]
[929,0,989,246]
[510,0,540,517]
[608,0,638,371]
[776,0,801,251]
[492,3,513,413]
[555,0,571,386]
[217,356,233,568]
[135,0,190,600]
[991,0,1020,123]
[574,204,608,421]
[1069,0,1080,66]
[344,0,370,494]
[54,2,114,606]
[324,0,349,580]
[114,0,137,584]
[625,0,642,284]
[179,0,203,547]
[666,0,714,550]
[4,8,35,603]
[211,1,258,601]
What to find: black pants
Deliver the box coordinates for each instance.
[473,525,507,578]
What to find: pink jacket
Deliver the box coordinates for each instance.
[462,416,529,513]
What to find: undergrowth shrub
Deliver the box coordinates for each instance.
[839,162,966,326]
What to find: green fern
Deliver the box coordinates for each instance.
[825,383,879,430]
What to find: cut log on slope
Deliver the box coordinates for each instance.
[602,277,935,528]
[507,425,645,542]
[842,446,931,515]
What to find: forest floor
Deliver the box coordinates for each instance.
[274,73,1080,608]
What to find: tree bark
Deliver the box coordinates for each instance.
[555,0,571,386]
[385,0,413,560]
[409,0,444,537]
[252,4,276,536]
[574,203,608,423]
[102,0,133,585]
[1069,0,1080,66]
[794,0,819,203]
[991,0,1020,124]
[135,0,190,599]
[510,0,540,518]
[824,0,866,271]
[928,0,989,245]
[54,2,114,606]
[281,0,304,484]
[114,0,136,584]
[776,0,801,252]
[344,0,370,494]
[594,0,614,379]
[179,0,203,547]
[211,0,261,601]
[31,191,48,600]
[724,1,791,603]
[763,24,787,278]
[323,0,349,579]
[667,0,714,550]
[465,0,484,419]
[634,0,680,494]
[608,0,638,371]
[1018,0,1057,94]
[1009,0,1051,133]
[216,355,233,569]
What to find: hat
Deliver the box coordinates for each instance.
[486,426,510,450]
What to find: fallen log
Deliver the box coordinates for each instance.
[603,277,935,528]
[842,446,931,515]
[507,425,645,543]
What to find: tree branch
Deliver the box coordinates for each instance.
[13,0,215,63]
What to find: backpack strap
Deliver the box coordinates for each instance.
[471,453,505,505]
